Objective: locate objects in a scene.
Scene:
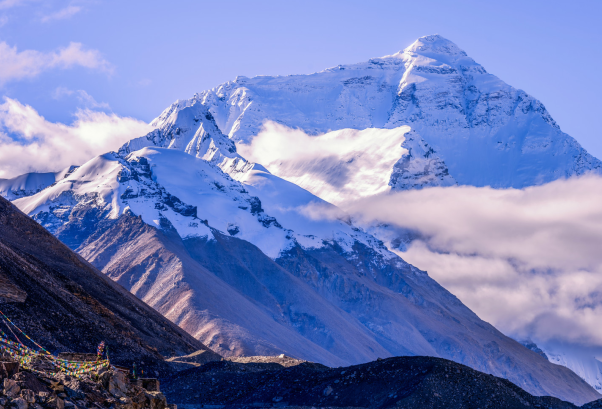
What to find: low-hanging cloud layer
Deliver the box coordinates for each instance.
[0,97,152,178]
[342,178,602,351]
[241,123,602,353]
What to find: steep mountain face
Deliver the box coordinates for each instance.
[149,34,600,190]
[138,33,602,394]
[0,196,217,374]
[9,142,601,404]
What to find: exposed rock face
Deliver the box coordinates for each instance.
[389,129,456,190]
[78,213,388,366]
[162,356,601,408]
[0,196,219,374]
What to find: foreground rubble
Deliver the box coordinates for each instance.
[0,362,173,409]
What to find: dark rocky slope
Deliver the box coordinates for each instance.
[163,356,602,409]
[0,196,219,375]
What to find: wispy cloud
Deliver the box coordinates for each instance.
[53,86,110,110]
[0,97,152,178]
[0,0,29,10]
[41,4,81,22]
[0,41,113,84]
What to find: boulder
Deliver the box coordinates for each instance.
[35,392,49,404]
[11,397,28,409]
[108,371,128,398]
[3,378,20,398]
[144,391,166,409]
[12,373,48,394]
[19,390,35,404]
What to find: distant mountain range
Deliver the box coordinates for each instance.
[2,35,601,405]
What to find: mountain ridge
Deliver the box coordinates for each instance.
[146,34,600,190]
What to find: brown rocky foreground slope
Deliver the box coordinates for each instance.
[163,356,602,409]
[0,363,173,409]
[0,196,219,375]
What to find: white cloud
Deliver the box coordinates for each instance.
[0,97,153,178]
[41,5,81,22]
[238,121,409,205]
[0,41,113,84]
[237,122,602,352]
[338,179,602,350]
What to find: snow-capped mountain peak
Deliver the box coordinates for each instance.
[149,33,597,189]
[0,165,78,201]
[400,34,470,60]
[121,99,250,177]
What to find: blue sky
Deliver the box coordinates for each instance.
[0,0,601,176]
